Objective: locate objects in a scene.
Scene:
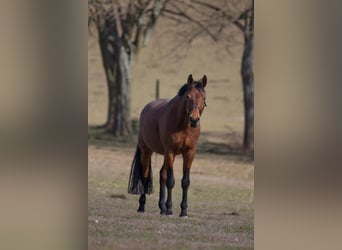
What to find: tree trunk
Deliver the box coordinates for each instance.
[112,44,132,136]
[241,34,254,151]
[98,26,118,132]
[98,24,132,136]
[92,0,168,136]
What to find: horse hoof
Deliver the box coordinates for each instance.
[160,207,166,215]
[166,210,173,215]
[180,212,188,217]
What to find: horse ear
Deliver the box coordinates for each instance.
[187,74,194,86]
[201,75,207,88]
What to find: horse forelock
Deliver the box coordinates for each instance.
[177,82,205,96]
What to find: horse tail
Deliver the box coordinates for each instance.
[128,146,153,195]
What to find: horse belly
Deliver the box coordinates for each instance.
[141,133,165,155]
[139,103,167,155]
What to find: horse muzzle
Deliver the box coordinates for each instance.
[189,117,200,128]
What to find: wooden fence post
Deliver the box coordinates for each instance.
[156,79,160,99]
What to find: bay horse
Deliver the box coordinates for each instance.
[128,74,207,217]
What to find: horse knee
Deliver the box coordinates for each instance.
[166,174,175,188]
[181,177,190,189]
[159,168,167,182]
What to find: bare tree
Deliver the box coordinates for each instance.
[89,0,254,149]
[162,0,254,150]
[89,0,167,136]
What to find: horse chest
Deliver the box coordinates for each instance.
[169,132,198,153]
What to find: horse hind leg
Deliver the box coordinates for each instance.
[137,147,153,213]
[159,164,167,214]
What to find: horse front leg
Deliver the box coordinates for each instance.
[165,167,175,215]
[160,152,175,215]
[180,150,195,217]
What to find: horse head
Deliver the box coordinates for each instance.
[184,74,207,128]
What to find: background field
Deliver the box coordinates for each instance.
[88,18,254,249]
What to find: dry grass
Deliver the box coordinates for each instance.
[88,144,254,250]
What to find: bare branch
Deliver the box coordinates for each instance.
[160,12,185,24]
[187,29,205,44]
[142,0,168,45]
[233,20,245,32]
[191,0,221,12]
[162,8,217,42]
[173,0,209,17]
[191,0,252,32]
[236,7,253,21]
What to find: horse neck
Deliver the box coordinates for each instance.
[172,96,189,130]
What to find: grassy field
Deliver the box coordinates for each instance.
[88,18,254,249]
[88,141,253,249]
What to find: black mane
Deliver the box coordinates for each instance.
[177,82,205,96]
